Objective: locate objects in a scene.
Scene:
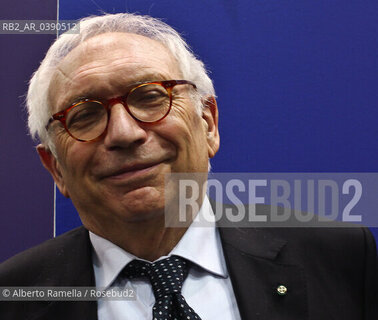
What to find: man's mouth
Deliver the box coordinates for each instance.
[101,161,164,181]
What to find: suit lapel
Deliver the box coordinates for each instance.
[29,227,98,320]
[217,206,309,320]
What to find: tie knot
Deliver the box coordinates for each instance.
[122,255,189,299]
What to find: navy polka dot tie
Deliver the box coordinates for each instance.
[122,255,202,320]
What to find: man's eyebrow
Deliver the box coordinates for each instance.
[62,95,93,109]
[61,73,173,108]
[128,73,171,85]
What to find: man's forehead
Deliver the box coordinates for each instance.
[57,32,176,75]
[48,32,180,111]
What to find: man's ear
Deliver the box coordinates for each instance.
[202,96,220,158]
[36,144,70,198]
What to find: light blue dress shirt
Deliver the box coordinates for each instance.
[89,196,242,320]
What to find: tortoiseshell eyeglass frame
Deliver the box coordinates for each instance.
[45,80,197,142]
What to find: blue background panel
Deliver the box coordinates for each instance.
[0,0,56,261]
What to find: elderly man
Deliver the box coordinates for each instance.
[0,13,377,320]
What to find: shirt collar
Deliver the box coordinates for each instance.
[169,196,227,278]
[89,196,228,288]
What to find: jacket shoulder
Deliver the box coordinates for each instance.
[0,226,91,286]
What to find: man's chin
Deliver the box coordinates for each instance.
[117,186,166,222]
[120,208,165,224]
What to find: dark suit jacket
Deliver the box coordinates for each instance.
[0,209,377,320]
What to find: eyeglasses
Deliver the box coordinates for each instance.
[46,80,197,142]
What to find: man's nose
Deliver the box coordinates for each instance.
[103,102,148,149]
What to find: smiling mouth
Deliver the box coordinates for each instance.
[104,162,163,181]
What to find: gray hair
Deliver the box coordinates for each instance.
[26,13,215,150]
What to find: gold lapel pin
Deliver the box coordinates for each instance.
[276,285,288,296]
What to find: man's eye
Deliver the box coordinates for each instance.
[140,90,166,101]
[129,85,168,106]
[67,103,104,127]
